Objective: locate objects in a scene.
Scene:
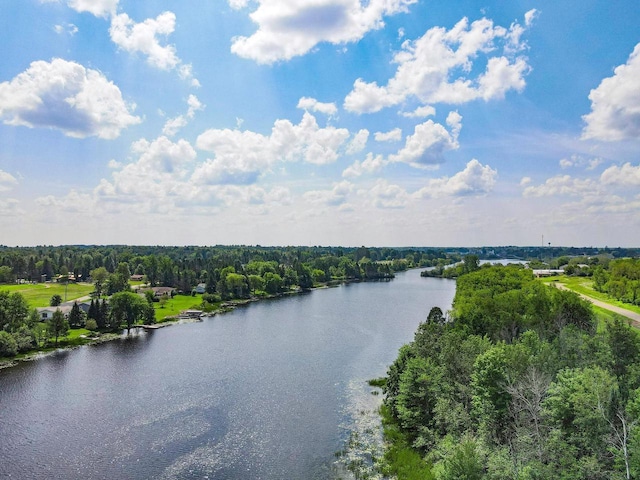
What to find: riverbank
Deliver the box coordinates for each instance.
[0,275,392,370]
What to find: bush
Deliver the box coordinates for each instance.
[202,293,221,304]
[0,331,18,357]
[85,319,98,331]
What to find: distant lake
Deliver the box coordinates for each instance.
[0,270,456,479]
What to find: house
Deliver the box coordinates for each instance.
[54,272,78,283]
[37,305,73,321]
[130,274,145,281]
[195,283,206,294]
[37,302,92,321]
[150,286,176,298]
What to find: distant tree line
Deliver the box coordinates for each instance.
[0,244,456,286]
[383,264,640,479]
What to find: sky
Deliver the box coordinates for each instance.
[0,0,639,248]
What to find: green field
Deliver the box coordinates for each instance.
[153,294,205,322]
[1,282,95,308]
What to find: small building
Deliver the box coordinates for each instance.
[130,274,145,282]
[532,269,565,277]
[37,305,73,321]
[150,286,176,298]
[195,283,206,294]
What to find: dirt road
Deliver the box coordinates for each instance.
[554,283,640,327]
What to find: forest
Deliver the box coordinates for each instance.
[0,245,459,357]
[383,264,640,479]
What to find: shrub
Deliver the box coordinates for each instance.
[85,319,98,331]
[0,331,18,357]
[202,293,221,304]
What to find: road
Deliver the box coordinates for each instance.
[554,283,640,327]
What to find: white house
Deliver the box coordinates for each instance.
[37,305,73,321]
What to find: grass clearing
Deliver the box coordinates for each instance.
[153,294,204,322]
[1,282,94,308]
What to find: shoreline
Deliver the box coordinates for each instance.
[0,274,398,371]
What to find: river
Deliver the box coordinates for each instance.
[0,269,456,479]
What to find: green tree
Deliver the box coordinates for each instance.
[47,309,69,346]
[0,330,18,357]
[50,294,62,306]
[248,274,264,294]
[106,272,129,295]
[311,269,326,284]
[225,272,248,298]
[68,302,84,328]
[395,356,442,449]
[0,265,14,283]
[98,299,108,329]
[283,267,299,287]
[90,266,109,298]
[463,255,480,274]
[436,435,485,480]
[108,291,153,332]
[0,290,29,332]
[551,288,596,334]
[427,306,445,325]
[88,299,98,322]
[263,272,283,295]
[544,366,616,466]
[297,265,314,289]
[12,325,35,353]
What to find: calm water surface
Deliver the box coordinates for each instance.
[0,269,455,479]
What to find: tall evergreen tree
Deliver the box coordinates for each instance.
[68,302,84,328]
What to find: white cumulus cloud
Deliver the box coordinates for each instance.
[95,136,197,208]
[342,153,386,178]
[368,179,409,208]
[344,14,532,113]
[0,170,19,192]
[110,12,180,70]
[401,105,436,118]
[600,162,640,187]
[415,159,497,198]
[195,112,350,184]
[163,94,205,136]
[230,0,418,64]
[346,128,369,154]
[297,97,338,116]
[582,43,640,141]
[388,113,461,167]
[67,0,118,18]
[0,58,140,139]
[54,23,78,35]
[521,175,597,198]
[304,180,354,206]
[374,128,402,142]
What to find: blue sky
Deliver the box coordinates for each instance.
[0,0,639,247]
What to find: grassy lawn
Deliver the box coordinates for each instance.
[1,282,95,308]
[540,276,640,315]
[153,293,205,322]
